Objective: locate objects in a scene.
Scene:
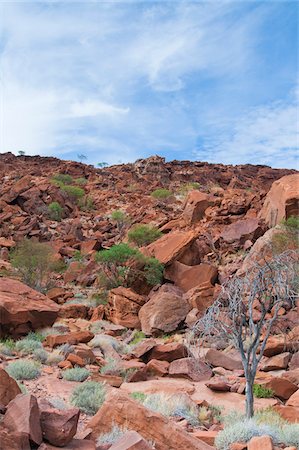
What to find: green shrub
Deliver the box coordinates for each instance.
[271,215,299,253]
[100,358,122,376]
[178,182,201,195]
[282,215,299,229]
[253,384,274,398]
[49,397,69,410]
[62,367,90,382]
[130,331,146,346]
[96,243,163,289]
[72,250,84,262]
[128,224,162,247]
[15,338,43,355]
[51,173,73,186]
[10,239,55,291]
[130,391,147,402]
[75,177,88,186]
[48,202,63,221]
[110,210,130,233]
[151,188,172,200]
[78,195,95,211]
[70,381,106,415]
[46,349,65,365]
[61,185,85,202]
[7,360,40,380]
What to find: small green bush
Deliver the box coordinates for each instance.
[48,202,63,221]
[51,173,73,186]
[63,367,90,382]
[130,331,146,346]
[253,384,274,398]
[178,182,201,195]
[10,239,55,291]
[78,195,95,211]
[128,224,162,247]
[100,358,122,376]
[96,243,163,289]
[70,381,106,415]
[130,391,147,402]
[282,215,299,229]
[7,360,40,380]
[75,177,88,186]
[151,188,172,200]
[62,185,85,202]
[72,250,84,262]
[46,349,64,365]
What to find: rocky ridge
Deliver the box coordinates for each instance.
[0,153,298,450]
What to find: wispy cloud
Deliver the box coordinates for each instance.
[0,1,297,167]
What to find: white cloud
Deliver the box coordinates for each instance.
[195,93,299,169]
[70,100,129,118]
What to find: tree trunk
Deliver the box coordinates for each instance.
[245,379,254,418]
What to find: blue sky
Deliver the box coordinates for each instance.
[1,1,298,168]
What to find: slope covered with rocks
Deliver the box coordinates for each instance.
[0,152,298,450]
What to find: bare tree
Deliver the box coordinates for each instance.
[77,153,87,163]
[187,250,298,418]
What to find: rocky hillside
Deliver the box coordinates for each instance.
[0,152,298,450]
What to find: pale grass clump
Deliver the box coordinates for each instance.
[46,349,64,365]
[15,338,43,355]
[62,367,90,382]
[70,381,106,415]
[96,425,127,446]
[7,360,40,380]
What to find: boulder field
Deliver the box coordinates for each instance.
[0,154,298,450]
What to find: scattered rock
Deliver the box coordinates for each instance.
[169,358,213,382]
[0,367,21,406]
[139,284,190,335]
[3,394,42,446]
[0,277,59,337]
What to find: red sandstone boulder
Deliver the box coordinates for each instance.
[264,377,298,400]
[58,303,89,319]
[205,379,231,392]
[0,423,30,450]
[168,358,213,382]
[0,368,21,407]
[247,435,273,450]
[110,430,154,449]
[220,218,263,245]
[146,359,169,376]
[45,331,94,348]
[106,287,146,328]
[148,342,187,363]
[259,174,299,227]
[0,277,59,337]
[261,352,291,371]
[289,352,299,370]
[38,440,96,449]
[144,230,196,265]
[182,191,215,225]
[139,284,190,335]
[164,261,218,292]
[184,283,216,317]
[3,394,42,446]
[205,349,243,371]
[89,390,214,450]
[286,389,299,408]
[39,399,80,447]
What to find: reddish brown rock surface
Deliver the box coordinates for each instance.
[139,284,190,335]
[0,277,59,337]
[259,173,299,227]
[0,368,21,406]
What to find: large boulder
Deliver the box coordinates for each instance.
[182,191,215,225]
[205,349,243,371]
[220,218,263,245]
[168,358,212,382]
[0,423,30,450]
[259,174,299,227]
[39,399,80,447]
[164,261,218,292]
[106,287,146,328]
[144,230,196,265]
[3,394,42,447]
[139,284,190,335]
[0,277,59,337]
[0,368,21,407]
[45,330,94,348]
[89,390,214,450]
